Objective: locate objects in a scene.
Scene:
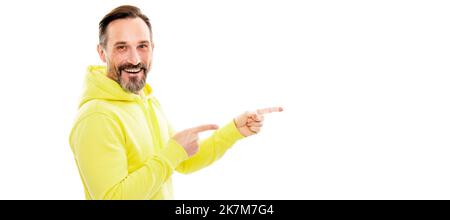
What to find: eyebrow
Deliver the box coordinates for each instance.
[113,41,127,46]
[113,41,150,46]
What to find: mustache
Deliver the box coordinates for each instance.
[117,63,147,74]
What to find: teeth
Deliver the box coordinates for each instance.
[124,68,141,73]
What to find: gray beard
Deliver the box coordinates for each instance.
[118,75,146,94]
[107,64,149,94]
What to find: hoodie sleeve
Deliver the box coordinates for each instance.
[70,113,188,200]
[173,120,245,174]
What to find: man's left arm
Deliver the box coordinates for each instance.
[175,107,283,174]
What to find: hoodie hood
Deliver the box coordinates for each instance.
[79,65,152,108]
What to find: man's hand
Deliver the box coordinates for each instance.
[234,107,284,137]
[172,124,219,157]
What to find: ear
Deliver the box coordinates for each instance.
[151,42,155,51]
[97,44,107,63]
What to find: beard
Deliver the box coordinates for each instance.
[108,62,150,94]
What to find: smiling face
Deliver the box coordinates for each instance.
[97,17,154,94]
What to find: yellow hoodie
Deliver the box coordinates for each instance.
[69,66,244,200]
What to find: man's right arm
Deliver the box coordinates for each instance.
[69,113,188,200]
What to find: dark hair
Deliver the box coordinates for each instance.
[99,5,152,47]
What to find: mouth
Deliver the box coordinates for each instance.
[122,67,143,75]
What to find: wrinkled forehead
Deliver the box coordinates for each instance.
[106,17,151,46]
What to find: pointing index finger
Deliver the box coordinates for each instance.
[191,124,219,133]
[256,107,284,115]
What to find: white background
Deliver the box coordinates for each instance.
[0,0,449,199]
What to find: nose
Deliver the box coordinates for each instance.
[126,48,141,65]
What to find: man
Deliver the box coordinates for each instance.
[69,5,283,200]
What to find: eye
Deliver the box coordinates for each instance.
[116,45,126,51]
[138,44,148,49]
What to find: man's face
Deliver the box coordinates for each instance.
[98,18,153,94]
